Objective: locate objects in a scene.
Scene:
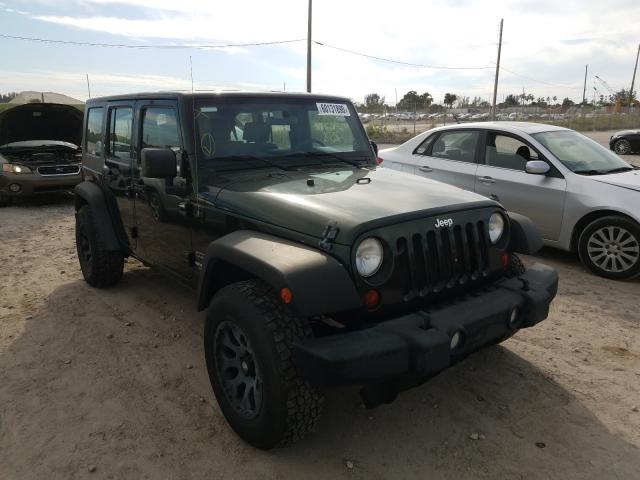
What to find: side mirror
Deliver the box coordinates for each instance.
[141,148,177,179]
[371,140,378,156]
[525,160,550,175]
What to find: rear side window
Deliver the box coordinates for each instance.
[431,131,479,163]
[141,107,181,150]
[108,107,133,159]
[85,107,104,155]
[414,133,436,155]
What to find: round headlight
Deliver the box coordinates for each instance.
[355,237,383,277]
[489,212,505,244]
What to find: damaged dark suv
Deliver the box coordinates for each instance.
[74,92,558,449]
[0,103,83,205]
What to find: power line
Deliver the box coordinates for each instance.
[0,33,306,49]
[496,64,579,90]
[314,40,494,70]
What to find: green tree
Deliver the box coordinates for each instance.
[398,90,432,110]
[561,97,575,107]
[364,93,386,112]
[443,93,457,108]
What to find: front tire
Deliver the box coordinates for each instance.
[204,280,323,449]
[75,205,124,287]
[613,139,632,155]
[578,216,640,280]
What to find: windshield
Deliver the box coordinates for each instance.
[193,98,373,173]
[532,130,632,174]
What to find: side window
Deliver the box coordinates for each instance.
[414,133,436,155]
[141,107,180,150]
[486,134,539,170]
[431,131,479,163]
[108,107,133,159]
[85,107,104,155]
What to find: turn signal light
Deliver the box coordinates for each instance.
[364,289,380,309]
[280,287,293,304]
[501,252,510,269]
[376,157,384,165]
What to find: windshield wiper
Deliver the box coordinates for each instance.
[281,151,369,168]
[574,166,633,175]
[212,154,296,172]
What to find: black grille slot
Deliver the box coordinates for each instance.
[37,165,80,175]
[395,220,489,299]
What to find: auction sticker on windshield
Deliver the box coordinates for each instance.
[317,103,350,116]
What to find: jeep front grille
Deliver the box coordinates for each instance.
[37,165,81,176]
[395,221,489,300]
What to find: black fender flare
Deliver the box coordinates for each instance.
[197,230,362,316]
[507,211,543,255]
[74,181,129,253]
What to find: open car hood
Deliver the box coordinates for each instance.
[0,103,83,149]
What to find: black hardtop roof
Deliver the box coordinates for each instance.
[86,91,352,105]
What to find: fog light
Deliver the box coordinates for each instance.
[9,183,21,193]
[450,331,463,350]
[508,307,521,329]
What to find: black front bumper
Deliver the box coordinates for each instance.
[293,263,558,386]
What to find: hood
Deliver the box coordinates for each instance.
[613,129,640,137]
[0,103,83,148]
[209,167,497,244]
[592,169,640,192]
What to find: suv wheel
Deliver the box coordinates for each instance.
[578,216,640,280]
[613,138,632,155]
[204,279,323,449]
[75,205,124,287]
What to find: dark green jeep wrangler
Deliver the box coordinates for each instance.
[75,92,558,449]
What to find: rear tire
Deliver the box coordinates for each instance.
[75,205,124,287]
[578,216,640,280]
[204,279,323,449]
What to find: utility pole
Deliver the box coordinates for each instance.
[491,19,504,121]
[86,74,91,99]
[630,43,639,108]
[306,0,312,93]
[582,64,588,104]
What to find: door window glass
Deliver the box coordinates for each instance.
[431,131,479,163]
[141,107,180,150]
[85,107,104,155]
[109,107,133,159]
[414,133,436,155]
[486,134,539,170]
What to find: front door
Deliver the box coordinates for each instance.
[475,131,567,241]
[131,100,194,281]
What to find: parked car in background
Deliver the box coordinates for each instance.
[381,122,640,279]
[609,129,640,155]
[0,103,83,205]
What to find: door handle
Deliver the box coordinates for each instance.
[479,176,496,184]
[418,165,433,173]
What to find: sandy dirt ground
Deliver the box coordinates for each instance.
[1,135,639,479]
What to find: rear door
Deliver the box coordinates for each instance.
[413,129,481,191]
[474,131,567,241]
[104,102,137,248]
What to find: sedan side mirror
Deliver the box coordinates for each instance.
[141,148,177,179]
[525,160,550,175]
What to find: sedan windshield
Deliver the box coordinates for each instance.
[193,98,374,172]
[532,130,632,174]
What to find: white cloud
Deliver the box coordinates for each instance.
[13,0,640,103]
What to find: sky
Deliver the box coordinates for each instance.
[0,0,638,105]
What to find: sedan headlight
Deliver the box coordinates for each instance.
[2,163,32,174]
[355,237,384,277]
[489,212,505,244]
